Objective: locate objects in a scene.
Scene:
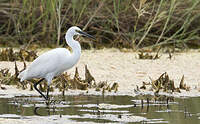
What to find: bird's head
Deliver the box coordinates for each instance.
[67,26,95,39]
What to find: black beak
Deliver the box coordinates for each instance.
[77,30,95,39]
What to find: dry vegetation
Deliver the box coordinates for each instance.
[0,62,119,95]
[136,72,190,95]
[0,48,37,61]
[0,0,200,49]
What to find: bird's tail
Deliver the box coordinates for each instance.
[18,70,27,82]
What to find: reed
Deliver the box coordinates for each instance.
[0,0,199,49]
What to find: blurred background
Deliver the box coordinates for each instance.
[0,0,200,49]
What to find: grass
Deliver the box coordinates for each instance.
[0,0,200,49]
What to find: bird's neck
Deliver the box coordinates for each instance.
[66,33,81,59]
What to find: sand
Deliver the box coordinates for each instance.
[1,48,200,124]
[1,48,200,97]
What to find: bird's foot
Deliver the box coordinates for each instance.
[45,97,50,106]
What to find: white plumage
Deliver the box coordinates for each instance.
[18,48,79,84]
[18,26,94,100]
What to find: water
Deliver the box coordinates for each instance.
[0,95,200,124]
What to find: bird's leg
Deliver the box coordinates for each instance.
[44,85,51,106]
[34,78,48,100]
[46,85,50,101]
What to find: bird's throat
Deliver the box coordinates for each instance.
[66,36,81,66]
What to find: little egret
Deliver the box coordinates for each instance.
[18,26,94,100]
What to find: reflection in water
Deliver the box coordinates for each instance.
[34,107,50,116]
[34,107,41,116]
[0,95,199,124]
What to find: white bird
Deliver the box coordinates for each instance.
[18,26,94,100]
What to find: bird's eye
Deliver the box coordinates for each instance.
[75,30,81,33]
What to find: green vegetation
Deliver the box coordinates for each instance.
[0,0,200,49]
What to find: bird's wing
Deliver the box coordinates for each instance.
[25,48,71,79]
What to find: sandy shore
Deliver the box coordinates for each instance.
[1,48,200,97]
[1,48,200,124]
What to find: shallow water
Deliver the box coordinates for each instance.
[0,94,200,124]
